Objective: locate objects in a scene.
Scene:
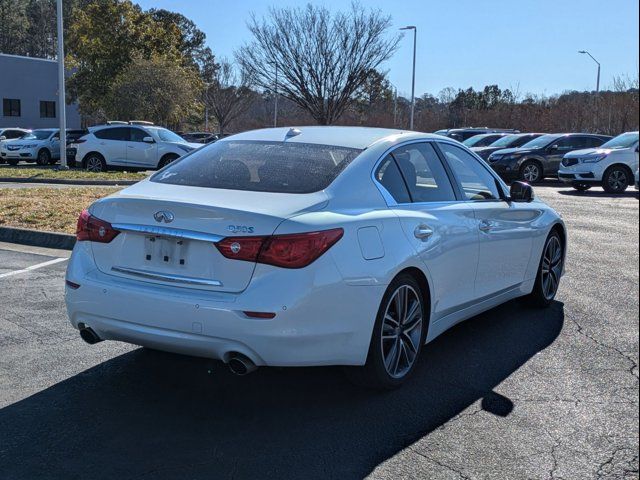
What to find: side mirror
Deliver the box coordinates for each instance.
[143,136,155,143]
[0,136,6,141]
[510,181,534,203]
[548,144,558,152]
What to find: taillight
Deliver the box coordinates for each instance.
[76,209,119,243]
[215,228,343,269]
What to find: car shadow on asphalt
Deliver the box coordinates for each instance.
[0,300,564,480]
[557,188,639,199]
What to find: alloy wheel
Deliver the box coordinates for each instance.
[541,236,563,300]
[607,170,627,192]
[523,164,540,183]
[85,157,103,172]
[380,285,423,379]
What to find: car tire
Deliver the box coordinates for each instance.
[519,160,542,184]
[602,166,630,194]
[344,273,427,390]
[84,153,107,173]
[158,154,179,169]
[524,230,564,308]
[36,149,51,166]
[572,183,592,192]
[7,159,19,166]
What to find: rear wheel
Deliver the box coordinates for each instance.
[525,231,564,308]
[345,274,427,389]
[602,166,630,194]
[519,160,542,184]
[84,153,107,172]
[572,183,592,192]
[36,149,51,166]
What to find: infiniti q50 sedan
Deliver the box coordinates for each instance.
[65,126,567,389]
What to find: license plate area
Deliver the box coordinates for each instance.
[144,235,189,267]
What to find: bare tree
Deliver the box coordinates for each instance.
[204,58,254,134]
[236,3,400,125]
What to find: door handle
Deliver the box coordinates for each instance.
[414,224,434,240]
[479,220,495,232]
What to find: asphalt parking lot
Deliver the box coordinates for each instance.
[0,184,638,480]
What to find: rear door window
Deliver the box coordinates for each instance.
[94,127,130,141]
[390,143,456,202]
[152,140,362,194]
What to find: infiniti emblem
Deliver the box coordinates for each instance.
[154,210,174,223]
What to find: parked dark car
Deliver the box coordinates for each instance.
[487,133,612,183]
[462,133,511,149]
[181,132,218,144]
[435,127,519,142]
[471,133,544,160]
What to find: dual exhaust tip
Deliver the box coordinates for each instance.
[78,325,257,376]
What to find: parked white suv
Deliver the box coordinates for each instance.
[0,129,62,166]
[71,125,201,172]
[558,131,639,193]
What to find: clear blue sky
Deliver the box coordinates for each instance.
[137,0,639,98]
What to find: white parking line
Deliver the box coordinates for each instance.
[0,257,68,279]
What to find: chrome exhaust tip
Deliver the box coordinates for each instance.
[227,353,257,376]
[78,324,102,345]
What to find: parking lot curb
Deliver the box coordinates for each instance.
[0,226,75,250]
[0,177,139,186]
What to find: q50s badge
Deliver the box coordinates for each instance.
[228,225,255,234]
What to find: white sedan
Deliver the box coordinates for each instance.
[65,127,567,388]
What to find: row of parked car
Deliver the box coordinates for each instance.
[436,128,639,193]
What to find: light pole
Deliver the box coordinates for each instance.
[400,26,417,130]
[56,0,67,169]
[273,62,279,128]
[579,50,601,124]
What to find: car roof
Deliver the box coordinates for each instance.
[223,126,439,150]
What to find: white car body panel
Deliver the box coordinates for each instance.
[65,126,566,367]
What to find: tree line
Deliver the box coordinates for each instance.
[1,0,638,135]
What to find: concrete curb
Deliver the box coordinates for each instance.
[0,226,75,250]
[0,177,139,186]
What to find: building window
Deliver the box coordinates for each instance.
[40,101,56,118]
[3,99,21,117]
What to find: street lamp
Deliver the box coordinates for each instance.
[578,50,601,94]
[56,0,68,169]
[400,26,417,130]
[578,50,601,126]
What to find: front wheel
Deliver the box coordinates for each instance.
[345,274,427,389]
[602,167,630,194]
[158,154,179,169]
[525,231,564,308]
[36,149,51,166]
[519,161,542,184]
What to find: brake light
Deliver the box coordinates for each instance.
[76,209,120,243]
[215,228,343,269]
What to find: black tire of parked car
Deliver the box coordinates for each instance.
[158,153,179,169]
[83,153,108,173]
[344,273,428,390]
[519,160,543,184]
[36,149,51,166]
[7,159,19,166]
[524,230,564,308]
[602,165,631,194]
[572,183,592,192]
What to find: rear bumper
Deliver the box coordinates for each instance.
[65,243,384,367]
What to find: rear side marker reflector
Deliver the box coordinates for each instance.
[243,311,276,319]
[65,280,81,289]
[216,228,344,269]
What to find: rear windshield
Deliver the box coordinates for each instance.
[151,140,362,193]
